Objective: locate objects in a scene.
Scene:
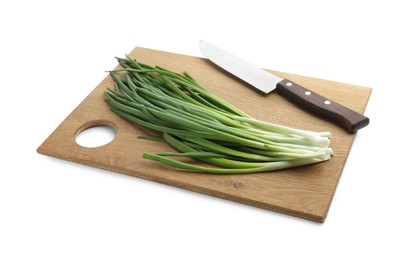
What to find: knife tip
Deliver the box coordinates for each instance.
[199,39,207,48]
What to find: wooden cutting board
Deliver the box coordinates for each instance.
[37,46,372,222]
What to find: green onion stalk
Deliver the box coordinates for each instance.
[104,55,333,174]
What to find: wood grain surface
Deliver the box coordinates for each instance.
[37,47,372,222]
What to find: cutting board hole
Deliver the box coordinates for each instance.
[76,122,117,148]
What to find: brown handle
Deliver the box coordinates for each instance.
[276,79,369,133]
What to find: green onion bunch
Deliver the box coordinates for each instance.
[104,56,333,174]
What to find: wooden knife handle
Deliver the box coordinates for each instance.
[276,79,369,133]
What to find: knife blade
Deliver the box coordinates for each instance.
[199,40,369,133]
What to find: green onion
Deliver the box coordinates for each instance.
[104,55,333,174]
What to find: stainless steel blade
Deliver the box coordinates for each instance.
[199,40,283,94]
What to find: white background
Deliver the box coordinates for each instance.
[1,0,415,259]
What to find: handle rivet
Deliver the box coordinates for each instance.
[324,100,331,105]
[286,82,293,87]
[305,91,311,96]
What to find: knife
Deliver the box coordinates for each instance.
[199,40,369,133]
